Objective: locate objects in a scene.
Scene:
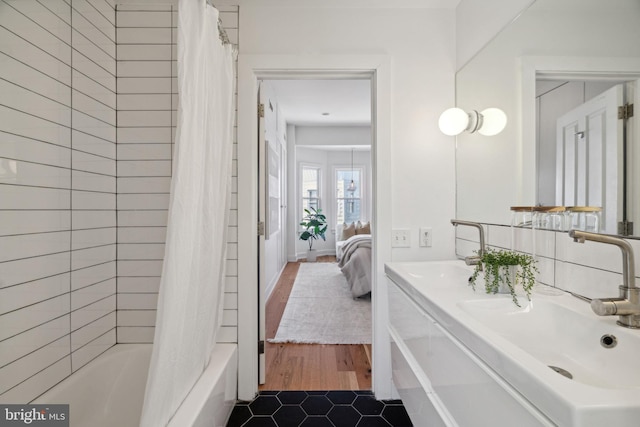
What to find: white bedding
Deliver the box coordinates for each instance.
[337,234,372,297]
[336,239,348,262]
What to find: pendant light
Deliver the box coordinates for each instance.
[348,149,357,193]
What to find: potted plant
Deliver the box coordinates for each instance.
[469,248,538,307]
[299,207,327,262]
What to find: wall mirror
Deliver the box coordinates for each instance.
[455,0,640,237]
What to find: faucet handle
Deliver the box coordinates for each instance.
[568,229,586,243]
[591,297,640,317]
[591,298,621,316]
[464,255,481,266]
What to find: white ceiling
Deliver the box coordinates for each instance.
[267,79,372,126]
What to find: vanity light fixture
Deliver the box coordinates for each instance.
[438,107,507,136]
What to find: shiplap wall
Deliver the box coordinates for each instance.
[219,5,240,345]
[115,4,176,343]
[115,3,239,344]
[0,0,117,403]
[0,0,238,403]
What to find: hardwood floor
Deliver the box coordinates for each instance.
[260,256,372,391]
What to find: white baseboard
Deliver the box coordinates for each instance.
[265,263,287,303]
[293,249,336,261]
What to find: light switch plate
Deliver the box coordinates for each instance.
[392,229,411,248]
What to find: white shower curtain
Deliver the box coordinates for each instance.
[140,1,235,426]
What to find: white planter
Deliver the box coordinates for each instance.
[307,249,317,262]
[484,265,517,294]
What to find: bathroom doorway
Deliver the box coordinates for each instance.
[257,78,373,390]
[236,54,393,401]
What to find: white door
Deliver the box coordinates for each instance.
[258,82,283,384]
[278,141,287,268]
[257,83,267,384]
[556,84,624,233]
[629,79,640,234]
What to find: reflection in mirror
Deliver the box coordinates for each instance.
[455,0,640,237]
[537,78,637,235]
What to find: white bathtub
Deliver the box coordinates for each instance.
[34,343,238,427]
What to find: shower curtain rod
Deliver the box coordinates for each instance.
[205,0,231,45]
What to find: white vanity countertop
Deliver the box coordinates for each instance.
[385,260,640,427]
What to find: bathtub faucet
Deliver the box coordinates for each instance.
[569,230,640,329]
[451,219,486,268]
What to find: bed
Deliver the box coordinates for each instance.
[336,222,372,298]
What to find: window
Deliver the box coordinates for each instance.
[336,168,362,224]
[301,165,320,218]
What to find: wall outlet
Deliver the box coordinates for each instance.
[391,229,411,248]
[419,227,432,247]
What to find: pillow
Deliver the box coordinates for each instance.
[356,221,371,235]
[341,222,356,240]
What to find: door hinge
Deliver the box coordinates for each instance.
[618,221,634,236]
[258,103,265,118]
[618,103,634,120]
[258,340,265,355]
[258,221,265,236]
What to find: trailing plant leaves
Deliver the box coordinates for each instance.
[469,248,538,307]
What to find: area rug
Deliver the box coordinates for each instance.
[269,262,371,344]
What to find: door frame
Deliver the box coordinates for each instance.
[237,54,392,401]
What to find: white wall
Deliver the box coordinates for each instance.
[240,4,458,263]
[295,126,371,147]
[455,0,535,70]
[237,3,457,401]
[286,124,298,262]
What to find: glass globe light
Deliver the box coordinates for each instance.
[438,107,469,136]
[478,108,507,136]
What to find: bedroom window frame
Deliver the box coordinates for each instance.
[334,165,365,225]
[300,162,322,225]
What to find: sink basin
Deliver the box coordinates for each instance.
[458,298,640,389]
[386,260,473,287]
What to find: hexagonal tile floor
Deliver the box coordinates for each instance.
[226,391,412,427]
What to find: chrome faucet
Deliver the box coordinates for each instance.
[569,230,640,329]
[451,219,486,267]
